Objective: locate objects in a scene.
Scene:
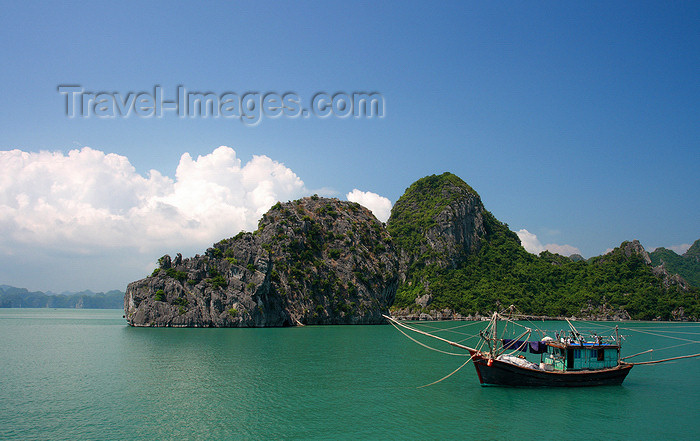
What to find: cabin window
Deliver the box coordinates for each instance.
[597,349,605,361]
[591,349,597,359]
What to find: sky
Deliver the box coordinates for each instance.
[0,1,698,292]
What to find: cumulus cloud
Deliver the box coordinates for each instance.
[515,229,545,254]
[346,189,392,222]
[516,229,581,257]
[0,146,308,290]
[0,146,307,252]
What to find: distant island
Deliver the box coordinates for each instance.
[124,172,700,326]
[0,285,124,309]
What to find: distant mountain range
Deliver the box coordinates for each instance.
[0,285,124,309]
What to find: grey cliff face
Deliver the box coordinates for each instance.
[421,191,486,269]
[388,174,490,291]
[652,264,691,291]
[125,197,398,327]
[621,239,652,265]
[615,239,691,293]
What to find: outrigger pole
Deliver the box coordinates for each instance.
[628,352,700,366]
[382,315,477,352]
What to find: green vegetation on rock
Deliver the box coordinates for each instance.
[125,196,399,327]
[649,240,700,288]
[124,172,699,326]
[388,173,699,321]
[388,172,478,265]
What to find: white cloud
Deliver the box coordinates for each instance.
[516,229,581,257]
[0,146,307,252]
[346,189,392,222]
[0,146,308,290]
[516,229,545,254]
[544,244,581,256]
[667,243,692,255]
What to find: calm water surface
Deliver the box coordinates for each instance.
[1,309,698,440]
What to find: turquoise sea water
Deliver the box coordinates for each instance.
[1,309,699,440]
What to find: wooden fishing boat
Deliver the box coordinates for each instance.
[384,308,700,388]
[467,345,632,387]
[384,312,635,387]
[469,314,633,387]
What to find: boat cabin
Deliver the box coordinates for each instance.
[542,342,620,371]
[501,327,622,372]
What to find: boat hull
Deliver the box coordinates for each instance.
[470,354,633,387]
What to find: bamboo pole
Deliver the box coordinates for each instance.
[621,348,654,361]
[382,315,477,352]
[630,352,700,365]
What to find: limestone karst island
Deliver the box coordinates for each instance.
[124,173,700,326]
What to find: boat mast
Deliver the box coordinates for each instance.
[565,318,581,343]
[491,312,498,358]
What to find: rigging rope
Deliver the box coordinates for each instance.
[408,320,486,341]
[622,341,700,360]
[654,341,700,352]
[503,305,549,337]
[383,315,487,388]
[406,321,485,346]
[410,320,486,333]
[417,352,477,388]
[503,328,532,357]
[388,320,468,357]
[621,324,700,331]
[456,334,482,344]
[648,330,700,335]
[566,320,700,359]
[618,326,700,344]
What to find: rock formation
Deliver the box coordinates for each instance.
[620,239,652,265]
[684,240,700,262]
[124,171,699,325]
[652,264,691,291]
[387,172,517,309]
[387,172,501,279]
[125,197,398,327]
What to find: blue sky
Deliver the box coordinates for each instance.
[1,1,698,291]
